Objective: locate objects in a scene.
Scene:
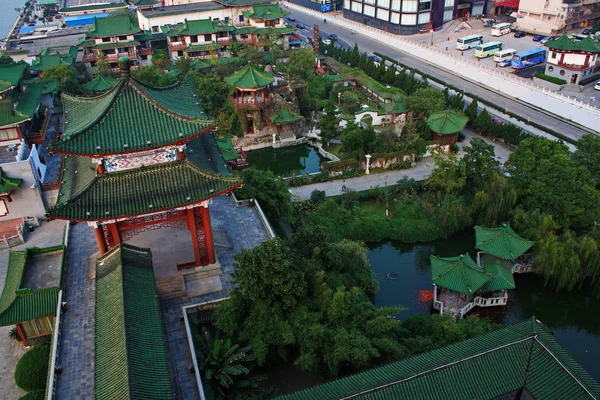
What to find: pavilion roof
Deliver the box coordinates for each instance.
[95,244,172,400]
[0,62,27,93]
[47,134,241,221]
[0,246,64,327]
[0,81,43,128]
[242,4,290,19]
[83,75,118,92]
[215,136,241,161]
[275,317,600,400]
[475,224,534,260]
[427,109,468,134]
[31,47,77,71]
[161,18,234,37]
[546,34,600,53]
[88,16,140,38]
[270,108,303,124]
[225,65,274,89]
[50,76,215,156]
[480,258,516,292]
[430,254,491,295]
[0,168,23,194]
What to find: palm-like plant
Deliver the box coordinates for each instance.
[196,329,265,399]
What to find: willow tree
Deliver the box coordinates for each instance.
[471,176,516,226]
[534,230,581,292]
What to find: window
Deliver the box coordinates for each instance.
[391,0,400,10]
[560,69,565,75]
[204,34,212,42]
[364,4,375,16]
[102,37,110,42]
[418,12,430,24]
[118,35,127,40]
[378,0,390,8]
[352,1,362,12]
[225,17,230,23]
[190,35,198,43]
[239,15,244,22]
[0,199,7,217]
[141,55,148,61]
[401,13,417,25]
[377,8,389,19]
[0,128,19,141]
[402,0,417,12]
[444,0,453,7]
[551,51,557,59]
[443,9,453,21]
[418,1,431,11]
[365,0,375,5]
[548,66,554,71]
[151,25,159,33]
[177,50,184,57]
[344,0,350,9]
[391,12,400,23]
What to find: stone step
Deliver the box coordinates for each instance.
[213,229,232,252]
[155,276,186,300]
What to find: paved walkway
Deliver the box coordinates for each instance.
[0,219,67,400]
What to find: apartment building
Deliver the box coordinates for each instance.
[515,0,600,35]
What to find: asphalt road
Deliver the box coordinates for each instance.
[285,8,595,141]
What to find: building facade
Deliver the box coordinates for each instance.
[515,0,600,35]
[544,34,600,84]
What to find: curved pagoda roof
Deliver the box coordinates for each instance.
[47,134,242,221]
[82,75,118,92]
[430,254,491,295]
[427,109,468,135]
[0,62,27,94]
[480,258,516,292]
[88,16,140,38]
[546,34,600,53]
[0,167,22,195]
[50,76,216,156]
[270,108,303,124]
[242,4,290,20]
[225,65,274,89]
[475,224,534,261]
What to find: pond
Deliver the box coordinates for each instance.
[367,230,600,382]
[245,144,324,177]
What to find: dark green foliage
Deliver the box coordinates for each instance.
[131,65,176,87]
[193,72,232,117]
[0,54,15,65]
[235,168,292,221]
[14,344,50,392]
[286,48,315,80]
[462,138,500,192]
[573,134,600,182]
[534,71,567,85]
[320,101,338,145]
[472,108,493,134]
[471,176,517,226]
[151,49,170,69]
[340,121,377,159]
[19,390,45,400]
[42,64,83,94]
[464,98,478,122]
[310,190,326,203]
[9,327,22,341]
[406,87,446,116]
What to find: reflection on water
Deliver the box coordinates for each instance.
[245,145,323,177]
[367,230,600,381]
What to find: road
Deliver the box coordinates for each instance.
[286,7,594,142]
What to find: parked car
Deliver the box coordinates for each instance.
[582,29,591,35]
[595,81,600,90]
[328,33,338,40]
[498,59,511,67]
[323,39,332,45]
[296,23,306,29]
[367,55,382,63]
[533,35,545,42]
[514,31,526,38]
[540,37,552,44]
[287,17,296,22]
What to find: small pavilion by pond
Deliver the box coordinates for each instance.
[426,109,468,145]
[475,224,535,273]
[431,253,515,319]
[269,108,303,142]
[0,246,65,346]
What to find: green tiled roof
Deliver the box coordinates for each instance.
[92,40,140,51]
[275,318,600,400]
[184,42,223,52]
[480,258,516,292]
[0,81,43,128]
[255,26,296,35]
[130,0,159,5]
[270,108,303,124]
[546,34,600,53]
[427,109,468,135]
[0,167,23,194]
[77,39,95,48]
[88,16,140,38]
[242,4,290,19]
[216,136,241,161]
[163,18,234,36]
[0,62,27,93]
[31,51,75,72]
[48,134,241,221]
[133,30,153,41]
[0,246,64,327]
[51,77,214,156]
[95,244,173,400]
[82,75,118,92]
[234,26,256,35]
[475,224,534,261]
[430,254,491,295]
[224,65,274,88]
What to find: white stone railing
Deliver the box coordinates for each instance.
[229,192,276,238]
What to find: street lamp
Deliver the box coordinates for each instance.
[338,91,341,107]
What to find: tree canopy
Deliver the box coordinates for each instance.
[286,48,315,80]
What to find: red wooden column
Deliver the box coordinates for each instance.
[202,205,216,265]
[187,208,202,266]
[15,323,28,347]
[94,225,108,255]
[109,223,121,246]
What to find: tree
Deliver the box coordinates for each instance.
[193,72,232,117]
[243,47,265,65]
[236,168,292,220]
[95,53,110,77]
[174,55,192,75]
[131,65,176,87]
[472,108,493,134]
[425,150,467,199]
[286,47,315,80]
[151,49,170,70]
[339,90,359,114]
[0,54,15,65]
[471,175,516,226]
[320,101,338,146]
[42,64,83,94]
[349,43,360,67]
[464,98,478,122]
[506,137,600,228]
[406,88,446,116]
[573,134,600,183]
[340,121,376,159]
[108,8,138,24]
[462,137,500,191]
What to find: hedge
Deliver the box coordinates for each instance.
[533,71,567,85]
[19,390,45,400]
[14,344,51,392]
[373,52,577,145]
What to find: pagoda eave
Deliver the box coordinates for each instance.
[49,125,217,158]
[46,182,243,223]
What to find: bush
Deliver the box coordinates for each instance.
[458,132,466,142]
[14,344,50,392]
[310,190,326,203]
[19,390,45,400]
[451,143,460,153]
[9,327,21,341]
[534,71,567,85]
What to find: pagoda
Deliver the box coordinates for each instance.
[47,57,241,270]
[475,224,535,273]
[270,108,303,142]
[426,109,468,145]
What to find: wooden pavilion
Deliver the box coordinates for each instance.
[475,224,535,273]
[47,57,241,269]
[426,109,468,145]
[269,108,303,141]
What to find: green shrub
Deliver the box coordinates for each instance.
[451,143,460,153]
[19,390,45,400]
[14,344,50,392]
[9,327,21,341]
[534,71,567,85]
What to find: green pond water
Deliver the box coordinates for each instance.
[367,230,600,382]
[246,145,324,177]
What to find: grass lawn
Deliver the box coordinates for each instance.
[323,143,353,160]
[359,199,396,218]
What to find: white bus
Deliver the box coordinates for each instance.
[493,48,516,62]
[475,41,503,58]
[491,22,512,36]
[456,34,484,50]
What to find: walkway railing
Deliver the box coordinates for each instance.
[230,192,276,239]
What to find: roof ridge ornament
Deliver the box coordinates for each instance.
[119,57,132,79]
